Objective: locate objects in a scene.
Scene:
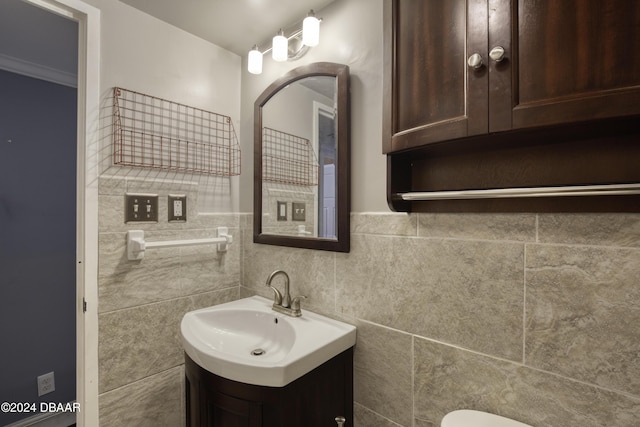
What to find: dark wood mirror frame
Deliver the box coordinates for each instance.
[254,62,350,252]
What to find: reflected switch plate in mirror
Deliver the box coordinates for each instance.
[292,202,306,221]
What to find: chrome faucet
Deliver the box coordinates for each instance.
[265,270,306,317]
[266,270,291,307]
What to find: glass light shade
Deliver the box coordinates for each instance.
[248,47,263,74]
[272,31,288,62]
[302,12,320,47]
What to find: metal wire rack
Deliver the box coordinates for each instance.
[112,87,240,176]
[262,127,318,186]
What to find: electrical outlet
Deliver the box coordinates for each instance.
[37,372,55,396]
[168,194,187,222]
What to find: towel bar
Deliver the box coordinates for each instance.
[393,183,640,201]
[127,227,233,260]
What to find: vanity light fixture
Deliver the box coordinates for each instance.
[247,10,322,75]
[272,29,288,62]
[302,10,320,47]
[248,45,263,74]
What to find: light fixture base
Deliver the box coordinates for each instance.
[288,36,310,61]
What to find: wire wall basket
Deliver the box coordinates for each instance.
[262,127,318,186]
[113,87,240,176]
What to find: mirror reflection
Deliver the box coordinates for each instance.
[254,62,350,252]
[261,76,337,238]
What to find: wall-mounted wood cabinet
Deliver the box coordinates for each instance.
[383,0,640,153]
[383,0,640,212]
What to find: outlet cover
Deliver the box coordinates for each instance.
[168,194,187,222]
[37,372,55,396]
[277,201,287,221]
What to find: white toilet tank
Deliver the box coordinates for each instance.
[441,410,533,427]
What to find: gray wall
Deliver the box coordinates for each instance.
[0,3,78,424]
[0,69,77,425]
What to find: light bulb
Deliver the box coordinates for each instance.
[302,10,320,47]
[272,29,288,62]
[248,45,263,74]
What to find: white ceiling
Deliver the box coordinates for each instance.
[118,0,337,55]
[0,0,336,79]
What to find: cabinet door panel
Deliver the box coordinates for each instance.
[509,0,640,128]
[384,0,488,152]
[207,391,262,427]
[487,0,514,132]
[396,0,465,131]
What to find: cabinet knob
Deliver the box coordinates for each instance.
[467,53,484,69]
[489,46,506,62]
[335,416,346,426]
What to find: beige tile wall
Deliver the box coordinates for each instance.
[97,176,240,426]
[98,204,640,426]
[242,212,640,427]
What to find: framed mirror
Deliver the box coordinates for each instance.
[254,62,350,252]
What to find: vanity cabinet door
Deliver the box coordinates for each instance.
[185,349,353,427]
[383,0,489,153]
[206,391,262,427]
[281,345,351,425]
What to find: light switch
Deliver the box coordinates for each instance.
[125,194,158,223]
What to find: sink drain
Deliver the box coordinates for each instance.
[250,348,266,356]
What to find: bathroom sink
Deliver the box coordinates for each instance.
[180,295,356,387]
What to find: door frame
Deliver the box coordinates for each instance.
[312,100,336,239]
[23,1,100,425]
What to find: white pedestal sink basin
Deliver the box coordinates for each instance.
[180,295,356,387]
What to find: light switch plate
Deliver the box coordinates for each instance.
[125,194,158,223]
[168,194,187,222]
[292,202,306,221]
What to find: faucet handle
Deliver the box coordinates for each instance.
[291,295,307,311]
[268,286,283,306]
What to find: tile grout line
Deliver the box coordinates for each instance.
[411,334,416,427]
[523,241,528,365]
[522,214,538,364]
[333,253,338,314]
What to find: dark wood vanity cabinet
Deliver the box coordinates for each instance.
[185,348,353,427]
[383,0,640,153]
[383,0,640,213]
